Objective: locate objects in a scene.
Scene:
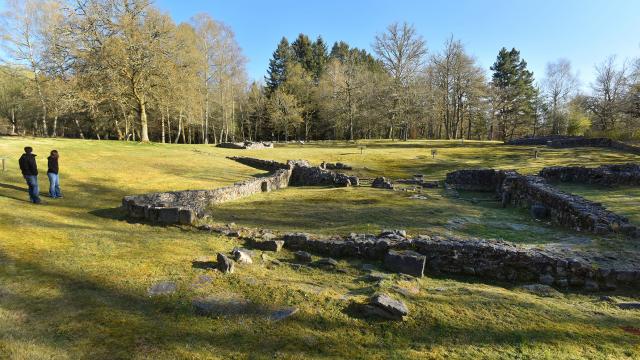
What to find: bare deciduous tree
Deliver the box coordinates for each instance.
[543,59,579,134]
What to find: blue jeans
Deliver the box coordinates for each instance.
[24,175,41,203]
[47,172,62,198]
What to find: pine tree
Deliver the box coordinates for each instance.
[310,36,328,81]
[291,34,314,72]
[330,41,350,62]
[265,37,292,92]
[490,47,537,140]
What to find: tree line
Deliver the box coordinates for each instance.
[1,0,639,142]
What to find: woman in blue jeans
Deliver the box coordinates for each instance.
[47,150,63,198]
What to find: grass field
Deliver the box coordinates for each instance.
[1,136,640,359]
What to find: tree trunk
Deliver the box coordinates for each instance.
[204,92,209,144]
[74,119,85,139]
[10,108,16,135]
[161,111,165,143]
[139,97,149,142]
[52,116,58,138]
[175,110,183,144]
[114,118,124,140]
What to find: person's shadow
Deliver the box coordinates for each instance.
[0,182,31,202]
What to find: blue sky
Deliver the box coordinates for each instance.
[0,0,637,89]
[155,0,639,90]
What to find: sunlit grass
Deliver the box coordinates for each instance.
[0,136,639,359]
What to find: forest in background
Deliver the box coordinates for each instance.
[0,0,639,143]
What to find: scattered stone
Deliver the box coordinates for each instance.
[366,271,391,281]
[599,295,615,303]
[226,230,241,237]
[380,229,407,238]
[294,251,313,262]
[217,253,235,274]
[618,303,640,310]
[232,248,253,264]
[316,257,339,268]
[270,307,299,321]
[261,232,277,241]
[384,250,426,277]
[517,284,563,298]
[197,224,213,231]
[365,293,409,320]
[148,281,177,296]
[192,274,213,287]
[325,162,353,171]
[260,253,282,266]
[361,264,376,272]
[372,177,394,190]
[253,239,284,252]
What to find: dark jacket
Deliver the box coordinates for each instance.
[19,153,38,176]
[48,156,59,174]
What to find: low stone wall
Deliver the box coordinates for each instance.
[446,169,638,237]
[216,141,274,149]
[505,135,576,146]
[445,169,513,192]
[503,174,636,236]
[505,136,640,155]
[123,157,359,224]
[540,163,640,186]
[547,137,613,149]
[227,156,290,172]
[123,169,292,224]
[280,232,640,291]
[290,163,358,187]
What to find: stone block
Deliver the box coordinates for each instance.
[366,293,408,320]
[217,253,235,273]
[253,240,284,252]
[157,207,180,224]
[179,209,195,225]
[384,250,425,277]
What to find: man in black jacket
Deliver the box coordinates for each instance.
[18,146,41,203]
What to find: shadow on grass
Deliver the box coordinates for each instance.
[0,182,26,192]
[89,207,127,221]
[1,246,639,358]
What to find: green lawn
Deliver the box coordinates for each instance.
[1,136,639,359]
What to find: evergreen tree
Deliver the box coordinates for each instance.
[490,47,537,140]
[265,37,292,92]
[330,41,351,62]
[291,34,314,73]
[310,36,328,81]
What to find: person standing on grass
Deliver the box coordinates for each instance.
[18,146,41,204]
[47,150,62,198]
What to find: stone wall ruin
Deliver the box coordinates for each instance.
[216,141,274,150]
[122,157,358,225]
[506,135,640,155]
[445,169,638,237]
[279,231,640,291]
[540,163,640,186]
